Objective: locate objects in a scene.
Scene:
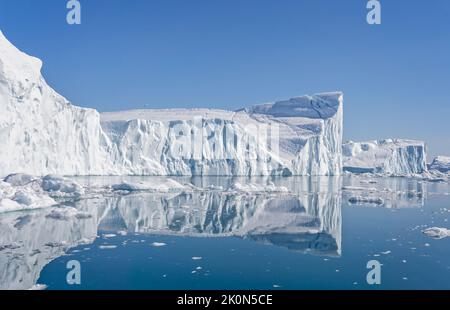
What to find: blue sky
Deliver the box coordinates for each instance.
[0,0,449,157]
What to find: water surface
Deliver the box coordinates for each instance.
[1,176,449,290]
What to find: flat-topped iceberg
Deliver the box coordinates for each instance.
[0,31,343,177]
[343,139,427,176]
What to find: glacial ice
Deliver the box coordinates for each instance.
[0,31,343,177]
[422,227,450,239]
[0,174,88,213]
[343,139,427,176]
[429,156,450,173]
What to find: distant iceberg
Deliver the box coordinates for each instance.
[429,156,450,173]
[343,139,427,176]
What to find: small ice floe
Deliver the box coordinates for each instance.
[273,284,282,288]
[348,196,384,205]
[28,284,48,290]
[0,187,56,213]
[381,250,391,255]
[41,175,85,198]
[117,230,128,236]
[195,266,202,270]
[102,234,117,239]
[111,178,186,193]
[192,256,202,260]
[99,245,117,249]
[151,242,167,247]
[4,173,37,186]
[423,227,450,239]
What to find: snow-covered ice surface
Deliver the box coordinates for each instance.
[343,139,427,176]
[0,31,343,177]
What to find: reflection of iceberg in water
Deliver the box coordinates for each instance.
[0,207,97,290]
[96,177,342,256]
[0,176,342,289]
[342,176,426,208]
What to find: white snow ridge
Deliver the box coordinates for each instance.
[0,31,343,177]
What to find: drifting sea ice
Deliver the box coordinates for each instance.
[422,227,450,239]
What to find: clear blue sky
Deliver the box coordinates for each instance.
[0,0,449,157]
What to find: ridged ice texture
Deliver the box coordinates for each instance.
[0,31,111,177]
[0,31,343,177]
[343,139,428,175]
[101,92,344,176]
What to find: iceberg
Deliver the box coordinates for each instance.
[429,156,450,173]
[343,139,427,176]
[99,91,343,176]
[0,31,343,177]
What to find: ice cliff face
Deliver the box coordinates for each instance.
[0,31,111,176]
[101,93,343,176]
[0,31,343,177]
[343,139,427,175]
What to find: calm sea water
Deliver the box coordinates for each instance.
[1,176,449,290]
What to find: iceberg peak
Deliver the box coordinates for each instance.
[0,30,43,81]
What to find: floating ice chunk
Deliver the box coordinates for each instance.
[192,257,202,260]
[28,284,48,290]
[348,196,384,205]
[4,173,36,186]
[151,242,167,247]
[103,234,116,238]
[41,175,85,198]
[0,181,56,213]
[423,227,450,239]
[99,245,117,249]
[111,179,185,193]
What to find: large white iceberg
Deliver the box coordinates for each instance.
[101,92,343,176]
[0,31,343,177]
[343,139,427,175]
